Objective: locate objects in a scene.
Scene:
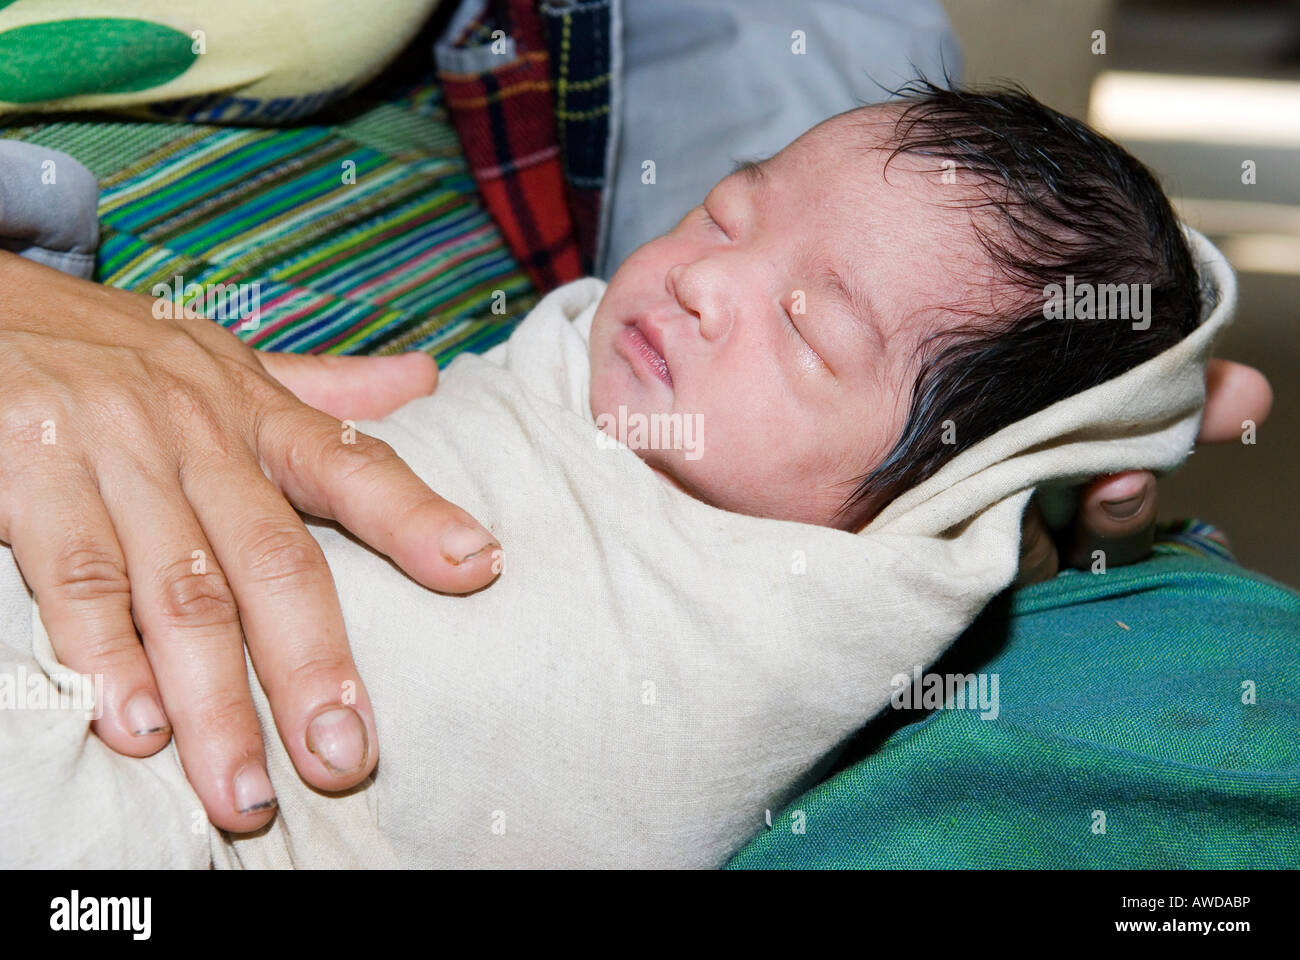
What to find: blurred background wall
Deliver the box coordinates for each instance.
[939,0,1300,586]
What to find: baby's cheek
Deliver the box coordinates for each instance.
[587,348,633,420]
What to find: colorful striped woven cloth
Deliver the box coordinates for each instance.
[0,66,539,365]
[1152,518,1236,563]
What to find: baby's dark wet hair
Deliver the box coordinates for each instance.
[835,80,1204,523]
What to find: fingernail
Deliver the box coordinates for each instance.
[125,691,169,736]
[1101,491,1146,521]
[233,764,277,814]
[439,523,498,565]
[306,706,368,776]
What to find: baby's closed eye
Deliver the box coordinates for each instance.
[697,204,728,238]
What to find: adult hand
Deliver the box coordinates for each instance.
[0,251,503,832]
[1016,359,1273,586]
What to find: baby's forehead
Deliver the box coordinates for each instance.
[771,131,1002,327]
[713,115,1015,382]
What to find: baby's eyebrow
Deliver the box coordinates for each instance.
[729,156,769,185]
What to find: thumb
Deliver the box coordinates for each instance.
[1199,359,1272,444]
[257,351,438,420]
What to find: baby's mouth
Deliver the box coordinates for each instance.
[622,320,674,389]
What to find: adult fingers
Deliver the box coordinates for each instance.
[1199,359,1272,443]
[184,454,378,792]
[258,405,503,596]
[1057,360,1268,573]
[1065,470,1159,572]
[99,466,277,833]
[2,462,171,759]
[257,351,438,421]
[1013,498,1060,588]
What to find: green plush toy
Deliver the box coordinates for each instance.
[0,0,441,122]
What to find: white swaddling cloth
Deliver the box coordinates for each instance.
[0,229,1235,869]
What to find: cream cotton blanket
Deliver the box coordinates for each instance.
[0,229,1235,868]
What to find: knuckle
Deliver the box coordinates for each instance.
[191,692,255,739]
[72,633,144,675]
[156,556,238,628]
[48,541,132,606]
[287,652,353,691]
[322,433,397,485]
[244,526,327,587]
[223,354,283,403]
[156,372,211,428]
[155,324,211,361]
[87,392,156,448]
[153,372,240,458]
[0,399,56,448]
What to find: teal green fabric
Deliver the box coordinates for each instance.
[728,545,1300,869]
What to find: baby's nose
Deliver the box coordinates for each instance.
[667,263,732,341]
[665,263,686,304]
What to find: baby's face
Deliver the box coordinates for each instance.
[588,107,991,529]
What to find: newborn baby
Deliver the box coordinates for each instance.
[0,84,1231,868]
[590,83,1204,530]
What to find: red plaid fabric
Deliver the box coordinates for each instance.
[537,0,614,275]
[436,0,589,294]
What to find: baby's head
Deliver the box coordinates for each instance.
[587,82,1202,530]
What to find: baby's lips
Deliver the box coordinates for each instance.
[628,317,674,388]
